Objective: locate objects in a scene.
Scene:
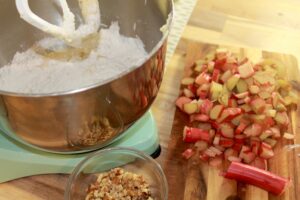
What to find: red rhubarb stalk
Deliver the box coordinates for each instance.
[223,162,289,196]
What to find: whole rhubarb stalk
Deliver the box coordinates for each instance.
[223,162,289,195]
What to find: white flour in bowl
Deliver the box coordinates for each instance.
[0,22,148,94]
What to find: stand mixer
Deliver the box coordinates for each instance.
[0,0,196,183]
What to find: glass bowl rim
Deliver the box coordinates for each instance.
[64,147,168,200]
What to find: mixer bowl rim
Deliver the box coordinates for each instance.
[0,0,174,98]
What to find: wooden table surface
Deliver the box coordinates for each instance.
[2,0,300,199]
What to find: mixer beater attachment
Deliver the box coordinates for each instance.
[15,0,101,47]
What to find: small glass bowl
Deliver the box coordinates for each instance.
[65,147,168,200]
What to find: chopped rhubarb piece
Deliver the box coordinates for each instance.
[258,91,271,100]
[244,77,254,86]
[228,156,242,162]
[224,148,238,160]
[263,138,277,148]
[237,98,246,105]
[270,126,281,138]
[209,120,220,129]
[183,127,210,143]
[214,58,227,70]
[214,145,225,152]
[263,117,276,128]
[234,135,246,144]
[232,143,243,152]
[272,92,279,108]
[250,114,266,124]
[213,134,221,146]
[219,137,234,148]
[221,70,233,83]
[183,88,195,98]
[195,140,208,151]
[250,137,261,155]
[198,90,208,99]
[207,61,215,73]
[188,84,198,94]
[209,105,224,120]
[259,130,273,140]
[223,162,289,195]
[238,61,255,79]
[218,92,230,107]
[234,92,249,99]
[231,114,243,126]
[175,96,192,110]
[194,63,205,73]
[181,77,195,85]
[228,98,238,107]
[239,104,252,113]
[225,108,243,119]
[209,146,223,156]
[196,86,209,99]
[216,108,242,123]
[265,98,272,104]
[249,85,260,94]
[243,151,256,164]
[266,109,277,117]
[220,123,234,138]
[226,74,240,91]
[236,79,248,93]
[195,72,211,85]
[217,112,231,124]
[259,142,275,159]
[195,59,205,67]
[200,99,214,115]
[239,145,251,159]
[212,69,221,82]
[244,96,251,104]
[190,114,209,122]
[209,129,216,141]
[210,81,223,101]
[235,119,250,135]
[198,83,210,92]
[183,102,198,114]
[197,122,212,130]
[244,123,263,137]
[276,103,287,112]
[274,112,290,127]
[182,148,194,160]
[204,148,217,157]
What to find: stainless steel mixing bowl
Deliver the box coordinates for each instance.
[0,0,173,153]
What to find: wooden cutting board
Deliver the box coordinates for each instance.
[163,40,300,200]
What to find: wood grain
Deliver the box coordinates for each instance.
[163,40,300,200]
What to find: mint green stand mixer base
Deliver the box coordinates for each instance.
[0,111,160,183]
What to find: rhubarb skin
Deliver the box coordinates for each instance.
[223,162,289,196]
[183,127,210,143]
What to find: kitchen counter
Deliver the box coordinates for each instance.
[1,0,300,199]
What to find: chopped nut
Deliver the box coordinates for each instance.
[76,117,117,146]
[86,168,154,200]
